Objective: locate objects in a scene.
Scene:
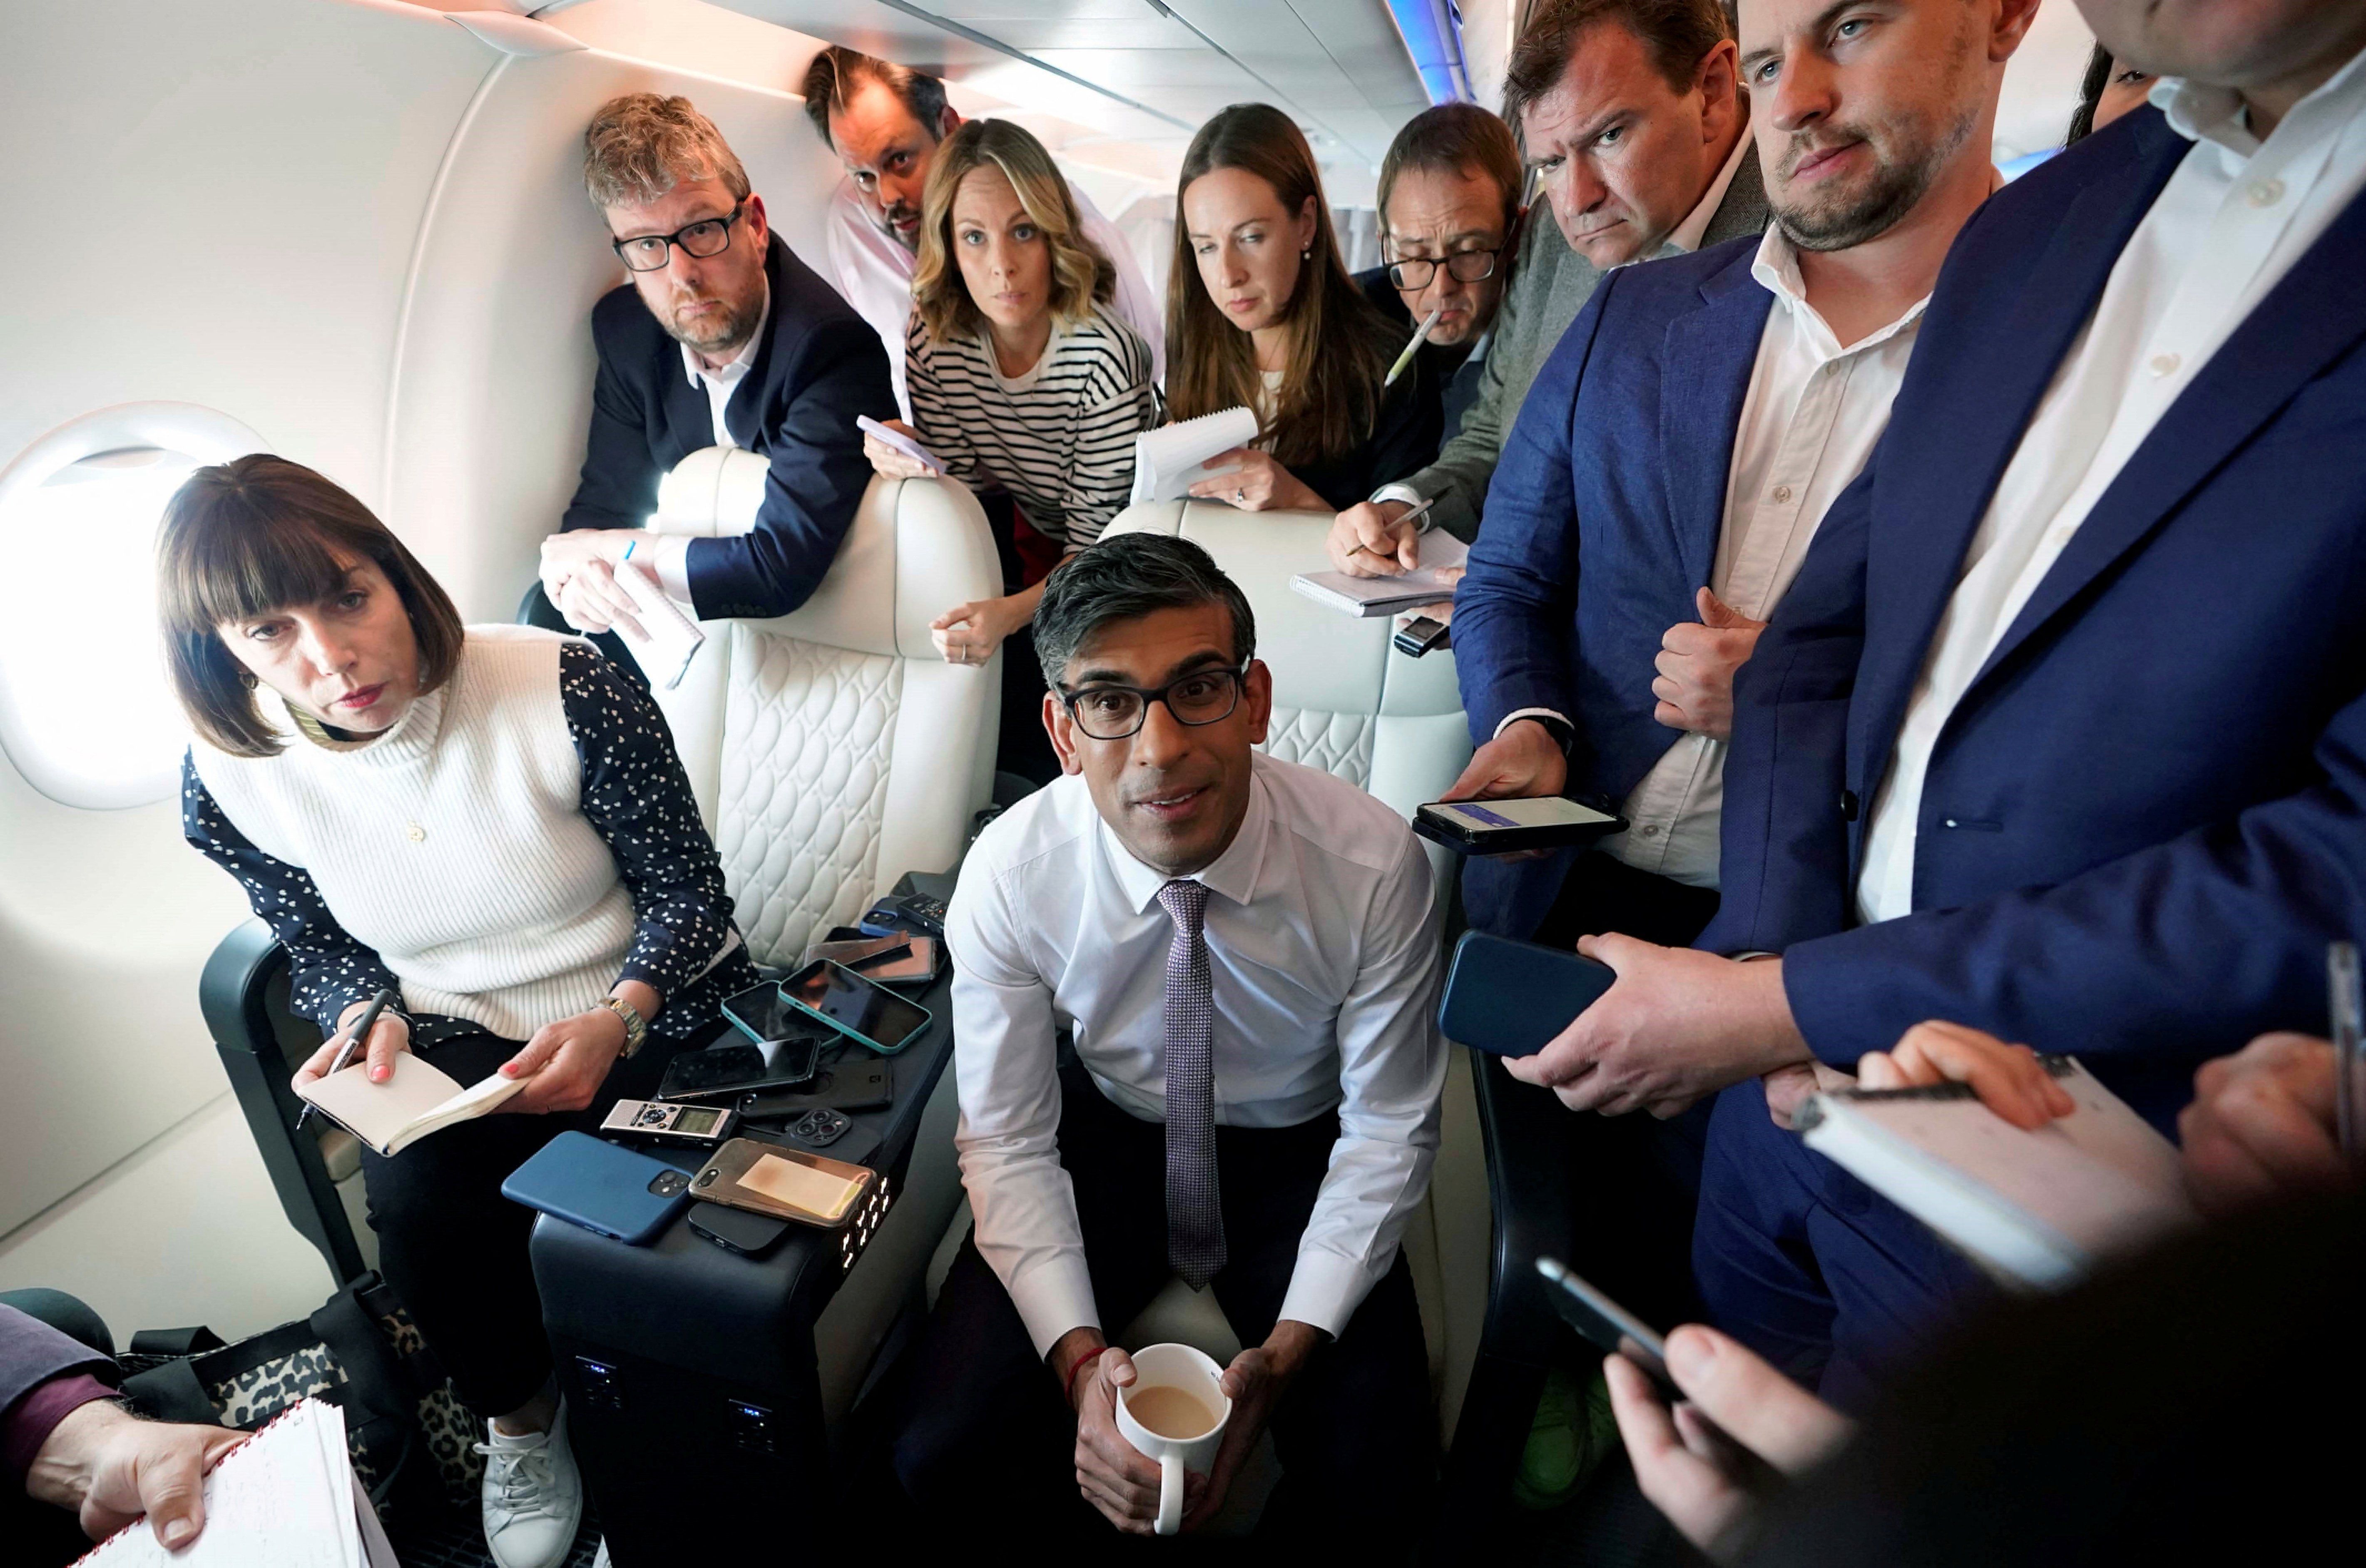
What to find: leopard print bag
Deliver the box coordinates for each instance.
[119,1271,483,1521]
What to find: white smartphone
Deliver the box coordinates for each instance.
[856,415,943,475]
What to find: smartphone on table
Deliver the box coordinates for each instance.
[779,959,934,1055]
[501,1131,694,1245]
[808,934,945,987]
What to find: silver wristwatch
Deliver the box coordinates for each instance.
[600,996,648,1059]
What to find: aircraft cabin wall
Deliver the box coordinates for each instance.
[0,0,1144,1338]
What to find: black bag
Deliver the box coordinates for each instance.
[117,1271,483,1521]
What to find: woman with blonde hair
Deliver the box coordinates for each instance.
[1166,102,1442,513]
[862,118,1158,663]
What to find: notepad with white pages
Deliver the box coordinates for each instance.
[295,1049,529,1157]
[612,557,704,690]
[1795,1055,2198,1290]
[1290,530,1468,616]
[1130,406,1261,503]
[74,1398,396,1568]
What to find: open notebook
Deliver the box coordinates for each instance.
[296,1049,527,1157]
[1129,405,1260,504]
[1290,530,1468,617]
[75,1398,396,1568]
[1796,1055,2198,1290]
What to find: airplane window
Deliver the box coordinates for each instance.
[0,406,266,809]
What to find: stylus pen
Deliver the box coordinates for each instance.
[1384,303,1446,387]
[296,986,395,1132]
[2331,942,2362,1168]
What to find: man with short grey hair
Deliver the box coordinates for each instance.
[536,93,893,648]
[1328,0,1769,572]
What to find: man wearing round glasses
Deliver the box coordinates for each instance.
[888,534,1444,1545]
[536,94,893,652]
[1356,102,1526,435]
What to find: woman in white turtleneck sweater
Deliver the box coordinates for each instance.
[163,455,756,1568]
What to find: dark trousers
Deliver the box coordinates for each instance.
[1693,1076,1994,1414]
[889,1065,1435,1550]
[1530,851,1722,1327]
[358,1029,691,1416]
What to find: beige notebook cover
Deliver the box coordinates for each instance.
[295,1050,527,1156]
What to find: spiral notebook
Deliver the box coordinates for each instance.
[74,1398,396,1567]
[1796,1056,2197,1290]
[1129,406,1260,504]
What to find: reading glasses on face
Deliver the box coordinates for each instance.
[612,200,746,271]
[1057,667,1246,741]
[1386,246,1504,290]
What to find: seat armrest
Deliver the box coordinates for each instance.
[202,919,371,1285]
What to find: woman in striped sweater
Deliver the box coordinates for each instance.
[860,117,1159,675]
[162,456,755,1568]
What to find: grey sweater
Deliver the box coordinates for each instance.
[1421,141,1771,542]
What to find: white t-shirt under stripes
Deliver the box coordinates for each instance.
[903,301,1157,552]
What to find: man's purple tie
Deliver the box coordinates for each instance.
[1156,879,1226,1288]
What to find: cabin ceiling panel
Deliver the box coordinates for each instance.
[709,0,1433,168]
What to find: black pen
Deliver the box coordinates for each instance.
[2331,942,2361,1168]
[296,986,395,1132]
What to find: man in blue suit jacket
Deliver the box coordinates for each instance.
[1451,0,2032,959]
[1502,0,2366,1404]
[537,94,893,637]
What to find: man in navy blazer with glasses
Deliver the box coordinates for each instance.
[1497,0,2366,1405]
[536,94,893,643]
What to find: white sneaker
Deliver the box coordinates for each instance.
[474,1406,584,1568]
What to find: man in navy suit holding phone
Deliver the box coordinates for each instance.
[1440,0,2039,1329]
[1499,0,2366,1405]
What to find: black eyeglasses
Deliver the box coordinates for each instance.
[1386,246,1505,291]
[612,201,746,272]
[1056,667,1247,741]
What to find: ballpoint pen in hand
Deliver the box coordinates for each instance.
[2330,942,2361,1169]
[1346,495,1438,560]
[295,986,395,1132]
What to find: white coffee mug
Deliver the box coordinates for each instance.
[1113,1342,1233,1536]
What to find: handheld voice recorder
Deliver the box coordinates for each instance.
[600,1098,738,1147]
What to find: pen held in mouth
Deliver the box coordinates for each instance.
[1384,303,1446,387]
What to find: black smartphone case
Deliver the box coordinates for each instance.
[735,1057,893,1118]
[1437,931,1617,1056]
[687,1200,792,1257]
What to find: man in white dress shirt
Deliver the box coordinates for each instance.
[885,534,1444,1543]
[798,47,1164,412]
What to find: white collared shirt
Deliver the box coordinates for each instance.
[823,175,1167,416]
[1857,49,2366,924]
[945,754,1445,1356]
[1602,223,1933,887]
[641,281,771,604]
[1495,216,1929,887]
[680,279,771,448]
